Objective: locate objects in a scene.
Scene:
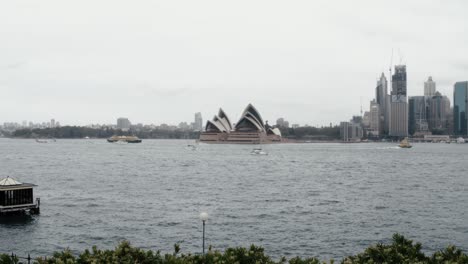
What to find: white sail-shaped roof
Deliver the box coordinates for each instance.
[245,112,265,131]
[235,115,264,132]
[213,116,229,132]
[269,127,282,136]
[240,104,264,128]
[218,108,233,131]
[205,119,226,132]
[204,104,269,133]
[205,109,234,133]
[234,104,266,132]
[0,176,22,186]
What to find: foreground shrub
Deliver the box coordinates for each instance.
[343,233,428,263]
[430,245,468,264]
[0,234,466,264]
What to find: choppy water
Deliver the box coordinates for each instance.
[0,138,467,259]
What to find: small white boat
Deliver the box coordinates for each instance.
[251,148,268,155]
[457,137,465,144]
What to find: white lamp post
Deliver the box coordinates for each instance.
[199,212,209,255]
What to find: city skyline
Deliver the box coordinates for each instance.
[1,1,468,126]
[1,70,465,129]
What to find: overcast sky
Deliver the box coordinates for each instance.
[1,0,467,126]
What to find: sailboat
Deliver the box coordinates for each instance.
[399,137,412,148]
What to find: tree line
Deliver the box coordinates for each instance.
[10,126,341,140]
[278,126,341,140]
[12,126,200,139]
[1,234,467,263]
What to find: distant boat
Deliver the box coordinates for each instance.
[251,148,268,155]
[187,144,197,150]
[457,137,465,144]
[107,135,142,143]
[398,137,412,148]
[84,136,90,139]
[35,138,55,143]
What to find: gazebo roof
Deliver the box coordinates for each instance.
[0,177,36,190]
[0,176,22,186]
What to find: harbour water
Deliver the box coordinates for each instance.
[1,139,467,259]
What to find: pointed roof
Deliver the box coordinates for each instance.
[268,127,282,136]
[235,104,265,132]
[213,116,229,132]
[240,104,264,127]
[217,108,233,131]
[235,116,264,132]
[0,176,22,186]
[205,119,225,132]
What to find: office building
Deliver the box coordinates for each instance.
[427,92,450,132]
[340,121,363,142]
[117,117,131,131]
[375,73,389,134]
[424,76,436,97]
[362,111,370,128]
[389,65,408,137]
[369,100,380,136]
[194,112,203,131]
[453,81,468,135]
[408,96,429,136]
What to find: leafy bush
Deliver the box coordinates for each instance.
[1,234,466,264]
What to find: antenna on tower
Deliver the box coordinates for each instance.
[360,97,363,116]
[389,48,394,90]
[389,48,394,74]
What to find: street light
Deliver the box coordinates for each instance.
[199,212,209,255]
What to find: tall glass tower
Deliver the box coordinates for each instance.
[375,73,388,135]
[389,65,408,137]
[453,81,468,135]
[408,96,427,135]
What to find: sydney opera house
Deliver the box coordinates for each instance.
[199,104,282,144]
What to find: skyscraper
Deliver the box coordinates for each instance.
[408,96,428,135]
[424,76,436,97]
[453,81,468,135]
[389,65,408,137]
[194,112,203,131]
[427,92,450,132]
[117,117,131,131]
[369,100,380,136]
[375,73,388,135]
